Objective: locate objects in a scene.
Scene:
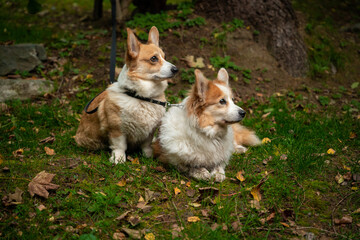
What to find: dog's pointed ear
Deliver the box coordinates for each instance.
[127,28,140,58]
[147,26,159,47]
[195,69,209,99]
[217,68,229,85]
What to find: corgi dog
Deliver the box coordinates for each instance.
[154,68,260,182]
[75,26,178,164]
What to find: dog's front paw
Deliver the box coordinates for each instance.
[142,146,153,158]
[109,150,126,164]
[234,145,248,154]
[211,167,226,182]
[189,168,211,181]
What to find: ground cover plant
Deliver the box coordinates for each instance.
[1,0,360,239]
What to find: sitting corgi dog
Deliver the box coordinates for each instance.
[154,68,260,182]
[75,26,178,164]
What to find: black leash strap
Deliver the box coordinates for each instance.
[84,0,117,114]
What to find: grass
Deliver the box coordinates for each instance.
[1,92,359,239]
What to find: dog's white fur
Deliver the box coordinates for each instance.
[75,26,177,164]
[154,68,260,182]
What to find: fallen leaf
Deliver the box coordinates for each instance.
[266,212,275,222]
[251,185,262,202]
[231,221,242,231]
[122,228,141,239]
[343,172,352,181]
[351,82,359,89]
[353,208,360,214]
[144,233,155,240]
[327,148,335,155]
[211,223,219,230]
[349,132,357,139]
[280,154,288,160]
[236,170,245,182]
[200,209,209,217]
[334,215,352,224]
[113,232,126,240]
[2,187,23,206]
[116,210,131,221]
[77,190,89,198]
[44,147,55,156]
[28,171,60,198]
[151,166,167,172]
[144,188,156,202]
[116,178,126,187]
[128,215,141,226]
[186,181,191,187]
[335,174,344,184]
[174,187,181,195]
[39,136,55,144]
[249,200,260,209]
[186,189,196,197]
[183,55,205,68]
[343,165,351,171]
[13,148,24,158]
[262,138,271,144]
[37,204,46,211]
[131,157,140,165]
[189,203,201,207]
[280,222,290,228]
[187,216,200,222]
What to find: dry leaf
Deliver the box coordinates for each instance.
[144,233,155,240]
[44,147,55,156]
[353,208,360,214]
[250,185,262,202]
[186,181,191,187]
[280,222,290,227]
[128,215,141,226]
[189,203,201,207]
[131,157,140,165]
[334,215,352,225]
[335,174,344,184]
[122,228,141,239]
[349,132,357,139]
[39,136,55,144]
[236,171,245,182]
[187,216,200,222]
[13,148,24,158]
[249,200,260,209]
[186,189,196,197]
[266,212,275,222]
[116,210,131,221]
[77,190,89,198]
[151,166,167,172]
[113,232,126,240]
[28,171,60,198]
[37,204,46,211]
[116,178,126,187]
[184,55,205,68]
[262,138,271,144]
[327,148,335,155]
[2,187,23,206]
[174,187,181,195]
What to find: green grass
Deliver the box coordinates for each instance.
[1,92,359,239]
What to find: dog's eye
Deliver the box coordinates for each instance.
[150,56,158,62]
[219,99,227,105]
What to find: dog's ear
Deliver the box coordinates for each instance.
[195,69,209,99]
[127,28,140,58]
[147,26,159,47]
[217,68,229,85]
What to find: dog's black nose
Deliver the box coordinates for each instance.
[171,66,178,74]
[239,110,246,118]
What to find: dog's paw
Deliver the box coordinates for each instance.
[234,145,248,154]
[142,146,153,158]
[211,167,226,182]
[109,150,126,164]
[189,168,211,181]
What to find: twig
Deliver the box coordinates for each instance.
[0,177,31,182]
[331,190,359,234]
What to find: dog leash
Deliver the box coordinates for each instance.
[84,0,117,114]
[124,88,183,108]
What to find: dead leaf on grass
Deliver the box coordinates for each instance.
[250,185,262,202]
[335,173,344,184]
[116,210,131,221]
[327,148,335,155]
[39,135,55,144]
[144,233,155,240]
[28,171,60,198]
[187,216,200,222]
[37,204,46,211]
[186,189,196,197]
[249,199,260,209]
[151,166,167,172]
[13,148,24,158]
[128,215,141,226]
[113,232,126,240]
[116,178,126,187]
[2,187,23,206]
[280,222,290,228]
[44,146,55,156]
[174,187,181,195]
[236,170,245,182]
[183,55,205,68]
[334,215,353,224]
[122,227,141,239]
[262,137,271,144]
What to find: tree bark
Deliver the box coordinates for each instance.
[93,0,103,20]
[195,0,308,77]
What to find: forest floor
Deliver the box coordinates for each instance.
[0,0,359,239]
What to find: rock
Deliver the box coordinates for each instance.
[0,44,47,75]
[0,79,54,102]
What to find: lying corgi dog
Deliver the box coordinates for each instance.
[75,26,178,164]
[154,68,260,182]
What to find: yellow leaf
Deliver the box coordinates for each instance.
[44,147,55,156]
[236,171,245,182]
[187,216,200,222]
[20,127,26,131]
[116,178,126,187]
[327,148,335,155]
[351,187,358,191]
[86,74,93,79]
[174,187,181,195]
[250,186,262,202]
[186,181,191,187]
[138,196,145,202]
[131,157,140,165]
[95,191,106,196]
[280,222,290,228]
[189,203,201,207]
[144,233,155,240]
[262,138,271,144]
[335,174,344,184]
[343,165,351,171]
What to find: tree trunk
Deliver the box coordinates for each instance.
[93,0,103,20]
[195,0,308,77]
